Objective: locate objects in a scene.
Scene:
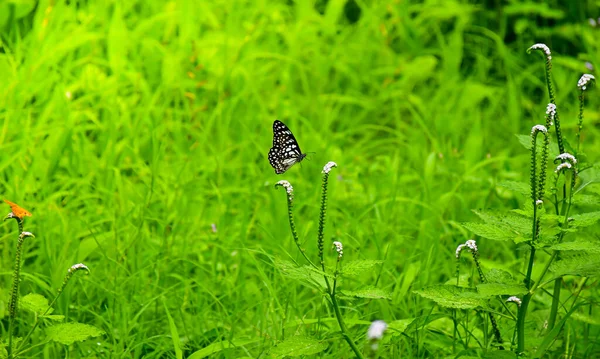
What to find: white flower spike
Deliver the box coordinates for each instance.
[322,161,338,174]
[545,103,556,125]
[556,153,577,165]
[535,199,543,206]
[332,241,343,259]
[276,180,294,200]
[531,125,547,135]
[529,43,551,60]
[507,296,522,307]
[69,263,90,273]
[367,320,387,350]
[555,162,572,173]
[578,74,595,91]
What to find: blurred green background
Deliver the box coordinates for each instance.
[0,0,599,357]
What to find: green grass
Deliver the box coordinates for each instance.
[0,0,599,357]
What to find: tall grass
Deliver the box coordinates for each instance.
[0,0,598,357]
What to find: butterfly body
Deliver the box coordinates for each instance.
[268,120,307,174]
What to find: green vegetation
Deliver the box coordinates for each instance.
[0,0,599,357]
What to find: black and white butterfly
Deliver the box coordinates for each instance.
[268,120,307,174]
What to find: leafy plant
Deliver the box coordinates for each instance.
[2,201,104,358]
[415,44,598,357]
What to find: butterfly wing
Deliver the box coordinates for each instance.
[4,199,32,219]
[268,120,307,174]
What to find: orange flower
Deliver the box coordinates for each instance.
[4,200,32,219]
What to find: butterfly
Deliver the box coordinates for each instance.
[268,120,307,174]
[4,199,32,219]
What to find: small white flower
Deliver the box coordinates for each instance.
[211,223,217,233]
[367,320,387,341]
[545,103,556,125]
[332,241,343,258]
[529,43,552,60]
[322,161,338,174]
[276,180,294,198]
[506,296,522,307]
[535,199,543,206]
[578,74,595,90]
[589,18,597,27]
[19,231,35,239]
[555,162,572,173]
[69,263,89,273]
[556,153,577,165]
[465,239,478,252]
[531,125,547,135]
[455,243,467,259]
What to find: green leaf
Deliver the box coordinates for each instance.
[20,293,51,316]
[275,260,328,290]
[549,241,600,253]
[550,254,600,277]
[533,304,583,358]
[269,336,328,358]
[568,211,600,228]
[496,180,530,197]
[462,209,532,243]
[476,283,527,297]
[45,322,105,345]
[413,285,486,309]
[340,286,391,300]
[188,338,262,359]
[163,300,183,359]
[340,260,383,276]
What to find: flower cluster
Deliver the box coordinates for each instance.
[531,125,547,135]
[367,320,387,351]
[545,103,556,125]
[456,239,478,259]
[577,74,595,91]
[322,161,338,174]
[506,296,522,307]
[529,43,551,60]
[332,241,343,259]
[276,180,294,200]
[556,153,577,165]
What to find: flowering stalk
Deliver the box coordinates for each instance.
[15,264,90,356]
[456,240,503,345]
[4,211,34,359]
[275,180,316,268]
[527,44,565,154]
[576,74,595,152]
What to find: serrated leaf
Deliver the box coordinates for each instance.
[497,180,530,197]
[413,285,486,309]
[568,211,600,228]
[463,209,533,243]
[45,322,105,345]
[275,260,328,290]
[20,293,52,316]
[340,286,391,300]
[549,241,600,253]
[462,223,519,242]
[340,260,383,276]
[550,254,600,277]
[484,268,518,284]
[269,336,328,358]
[477,283,527,297]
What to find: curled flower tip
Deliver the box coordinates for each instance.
[535,199,543,207]
[528,43,551,60]
[367,320,387,341]
[465,239,478,252]
[69,263,90,275]
[332,241,343,258]
[555,162,572,173]
[275,180,293,195]
[555,153,577,165]
[578,74,595,91]
[506,296,522,307]
[4,212,15,221]
[19,232,35,239]
[531,125,547,135]
[455,243,467,259]
[322,161,338,174]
